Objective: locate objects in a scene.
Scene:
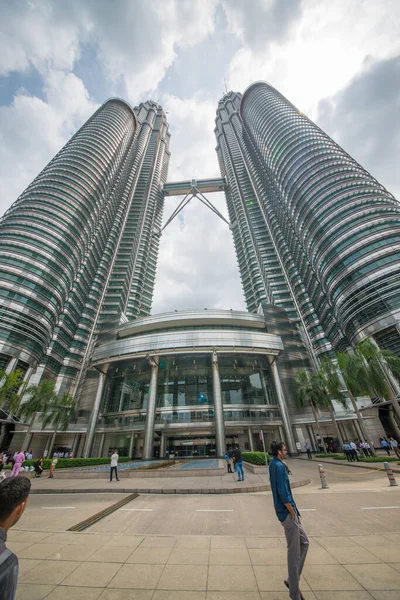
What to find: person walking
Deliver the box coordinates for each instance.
[110,449,120,482]
[10,451,25,478]
[389,437,400,458]
[33,457,44,478]
[48,456,58,478]
[224,448,234,473]
[0,477,31,600]
[269,440,308,600]
[304,443,312,460]
[343,441,352,462]
[349,440,360,462]
[232,444,244,481]
[380,438,390,456]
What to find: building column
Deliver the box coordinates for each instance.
[83,373,106,458]
[5,358,18,374]
[72,434,80,457]
[353,418,363,441]
[128,432,135,459]
[278,425,285,443]
[160,432,166,458]
[98,433,106,458]
[143,357,159,460]
[248,427,254,452]
[212,351,226,457]
[271,360,296,454]
[388,408,400,437]
[306,425,317,451]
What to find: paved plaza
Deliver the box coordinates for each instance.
[7,458,400,599]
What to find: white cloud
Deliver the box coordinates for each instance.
[0,71,98,214]
[226,0,400,117]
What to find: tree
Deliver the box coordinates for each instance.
[294,370,327,452]
[0,368,24,414]
[18,380,57,451]
[41,393,77,457]
[356,338,400,427]
[313,359,349,448]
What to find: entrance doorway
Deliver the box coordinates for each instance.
[166,435,216,458]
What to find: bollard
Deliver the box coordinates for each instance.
[318,463,329,489]
[384,462,398,487]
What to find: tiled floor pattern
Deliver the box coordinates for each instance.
[8,530,400,599]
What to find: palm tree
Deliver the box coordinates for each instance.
[356,338,400,429]
[41,393,77,457]
[0,368,24,413]
[294,370,327,452]
[313,359,348,448]
[18,380,57,451]
[337,348,381,453]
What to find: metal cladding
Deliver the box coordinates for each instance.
[0,98,170,390]
[217,82,400,356]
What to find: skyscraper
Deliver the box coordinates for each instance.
[0,98,170,397]
[216,82,400,358]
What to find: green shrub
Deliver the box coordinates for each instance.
[315,454,399,464]
[242,451,270,465]
[315,453,343,459]
[5,457,130,470]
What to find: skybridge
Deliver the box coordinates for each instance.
[161,177,229,230]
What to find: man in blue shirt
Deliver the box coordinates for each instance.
[269,440,309,600]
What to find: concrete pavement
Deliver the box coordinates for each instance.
[7,458,400,599]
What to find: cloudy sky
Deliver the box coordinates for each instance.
[1,0,399,315]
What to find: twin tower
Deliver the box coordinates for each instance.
[1,81,400,403]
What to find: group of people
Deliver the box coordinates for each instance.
[380,436,400,457]
[343,440,369,461]
[224,445,245,481]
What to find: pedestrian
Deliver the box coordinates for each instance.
[110,449,120,482]
[365,441,373,457]
[389,437,400,459]
[349,440,359,462]
[10,451,25,478]
[232,444,244,482]
[380,438,390,456]
[0,476,31,599]
[33,457,44,478]
[343,441,351,462]
[43,449,48,459]
[0,455,6,481]
[269,440,308,600]
[224,448,234,473]
[48,456,58,478]
[26,450,32,461]
[304,443,312,460]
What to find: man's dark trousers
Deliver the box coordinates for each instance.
[110,466,119,481]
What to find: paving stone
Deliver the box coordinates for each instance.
[253,565,310,592]
[61,561,122,587]
[210,537,247,549]
[368,545,400,562]
[314,536,359,548]
[208,566,258,592]
[108,564,163,589]
[6,541,34,553]
[16,584,56,599]
[45,586,103,599]
[388,562,400,573]
[139,536,176,548]
[167,548,209,565]
[19,560,80,585]
[98,590,153,599]
[303,564,363,591]
[18,542,67,560]
[127,547,172,564]
[249,548,286,565]
[18,558,43,575]
[260,593,317,600]
[209,549,251,565]
[313,592,375,599]
[305,546,339,564]
[153,592,206,599]
[157,564,208,590]
[55,545,98,561]
[326,547,382,564]
[207,593,261,600]
[349,534,397,547]
[370,593,400,600]
[87,545,134,563]
[13,531,52,544]
[245,537,282,549]
[345,563,400,590]
[175,537,211,549]
[104,536,144,549]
